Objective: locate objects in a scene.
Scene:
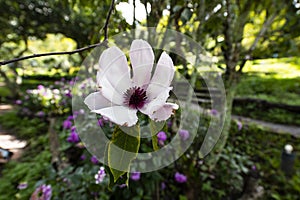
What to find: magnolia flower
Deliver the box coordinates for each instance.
[84,39,178,127]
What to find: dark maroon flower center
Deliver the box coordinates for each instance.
[124,86,147,109]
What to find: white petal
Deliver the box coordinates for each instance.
[129,40,154,87]
[140,88,171,116]
[98,46,132,95]
[149,103,179,121]
[147,52,174,100]
[84,91,113,110]
[98,74,125,105]
[92,106,138,127]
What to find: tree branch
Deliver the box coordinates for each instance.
[0,42,107,66]
[238,10,278,72]
[102,0,115,41]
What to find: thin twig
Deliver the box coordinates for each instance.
[103,0,115,40]
[0,42,107,66]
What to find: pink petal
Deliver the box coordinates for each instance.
[92,106,138,127]
[149,103,179,121]
[147,52,174,100]
[97,46,132,97]
[129,40,154,87]
[84,91,113,110]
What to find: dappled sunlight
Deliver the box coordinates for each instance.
[242,57,300,78]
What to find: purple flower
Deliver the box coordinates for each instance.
[157,131,167,146]
[80,154,86,160]
[17,182,28,190]
[69,80,75,86]
[67,131,80,143]
[167,120,172,128]
[15,100,22,105]
[30,184,52,200]
[80,83,86,89]
[130,172,141,181]
[179,129,189,141]
[118,184,127,188]
[91,156,99,164]
[95,166,106,184]
[63,120,72,129]
[237,121,243,131]
[65,89,72,98]
[36,111,45,118]
[161,182,166,190]
[67,115,74,121]
[210,109,218,116]
[157,131,167,142]
[98,118,104,127]
[175,172,187,183]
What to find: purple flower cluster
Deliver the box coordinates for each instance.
[174,172,187,183]
[30,184,52,200]
[63,112,86,144]
[95,166,106,184]
[130,172,141,181]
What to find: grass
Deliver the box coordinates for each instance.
[236,75,300,106]
[234,57,300,125]
[228,123,300,199]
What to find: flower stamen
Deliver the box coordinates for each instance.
[124,87,147,109]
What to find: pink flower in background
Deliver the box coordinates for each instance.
[37,85,44,90]
[15,100,22,105]
[30,184,52,200]
[84,39,178,127]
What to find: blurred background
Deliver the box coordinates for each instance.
[0,0,299,199]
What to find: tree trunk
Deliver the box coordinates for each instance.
[48,117,62,171]
[208,70,240,170]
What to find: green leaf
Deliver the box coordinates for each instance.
[105,125,140,188]
[149,120,165,151]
